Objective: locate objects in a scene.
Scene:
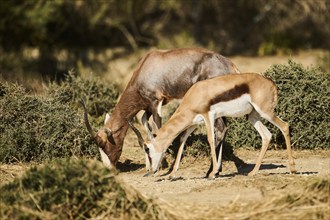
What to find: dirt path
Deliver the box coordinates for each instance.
[117,146,329,212]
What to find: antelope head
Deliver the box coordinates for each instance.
[81,100,119,169]
[128,120,164,175]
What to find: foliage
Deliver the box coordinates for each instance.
[0,73,119,163]
[0,83,92,163]
[0,159,175,220]
[0,0,328,80]
[225,60,329,149]
[46,70,119,118]
[1,0,326,53]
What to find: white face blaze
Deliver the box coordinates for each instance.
[98,147,114,169]
[104,113,111,124]
[145,142,164,173]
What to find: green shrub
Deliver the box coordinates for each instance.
[0,73,119,163]
[0,82,95,163]
[225,60,329,149]
[0,159,174,220]
[46,70,119,118]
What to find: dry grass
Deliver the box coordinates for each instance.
[0,163,30,184]
[156,176,329,220]
[0,159,176,220]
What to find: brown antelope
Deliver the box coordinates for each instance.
[83,48,240,170]
[129,73,296,179]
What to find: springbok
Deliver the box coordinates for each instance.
[83,48,240,170]
[129,72,296,179]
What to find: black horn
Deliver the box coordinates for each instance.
[128,120,145,148]
[80,99,96,138]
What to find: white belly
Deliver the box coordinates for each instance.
[210,94,253,118]
[192,94,253,125]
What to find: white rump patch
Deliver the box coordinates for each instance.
[99,147,113,169]
[210,94,253,118]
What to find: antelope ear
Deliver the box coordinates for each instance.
[104,113,111,125]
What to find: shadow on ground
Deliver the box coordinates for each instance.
[117,159,145,172]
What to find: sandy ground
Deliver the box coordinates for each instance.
[117,141,329,212]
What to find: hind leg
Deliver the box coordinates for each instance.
[270,116,296,173]
[248,111,272,176]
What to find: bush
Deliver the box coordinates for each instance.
[225,60,329,149]
[0,159,174,219]
[46,71,119,118]
[0,73,119,163]
[0,83,92,163]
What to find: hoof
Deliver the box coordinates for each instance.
[290,169,297,174]
[168,174,176,180]
[207,173,216,179]
[143,172,151,177]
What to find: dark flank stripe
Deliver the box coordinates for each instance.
[209,84,250,106]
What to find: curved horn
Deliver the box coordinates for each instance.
[128,120,145,148]
[80,99,96,138]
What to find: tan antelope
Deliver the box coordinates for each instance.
[129,73,296,178]
[83,48,240,171]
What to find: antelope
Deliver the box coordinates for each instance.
[83,48,240,171]
[129,73,296,179]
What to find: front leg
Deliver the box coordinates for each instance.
[141,111,155,141]
[142,99,163,173]
[151,99,163,129]
[203,113,218,179]
[169,126,196,179]
[141,111,152,173]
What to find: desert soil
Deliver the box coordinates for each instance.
[117,139,329,217]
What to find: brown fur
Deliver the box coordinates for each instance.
[209,84,249,105]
